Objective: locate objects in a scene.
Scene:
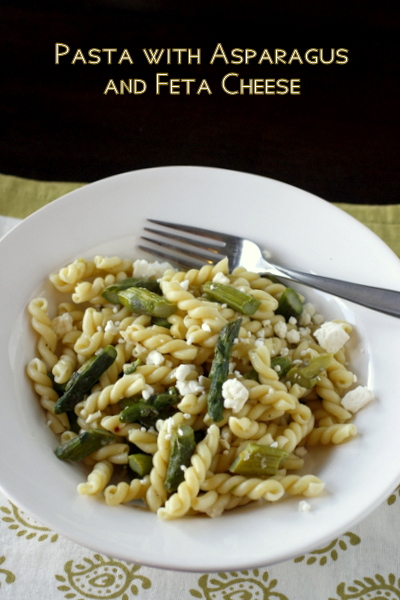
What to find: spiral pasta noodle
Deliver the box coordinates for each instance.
[27,254,373,519]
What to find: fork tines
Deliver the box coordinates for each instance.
[139,219,228,269]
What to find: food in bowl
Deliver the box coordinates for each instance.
[26,254,374,519]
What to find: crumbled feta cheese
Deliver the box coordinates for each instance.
[202,322,212,332]
[299,500,312,513]
[175,364,195,381]
[104,319,120,335]
[313,314,324,325]
[314,321,350,354]
[133,259,173,279]
[280,347,289,357]
[176,379,205,396]
[180,279,189,290]
[255,339,265,347]
[52,312,74,337]
[146,350,165,366]
[222,378,249,413]
[341,386,374,413]
[298,329,310,340]
[303,302,316,317]
[289,316,297,325]
[212,272,230,285]
[274,321,287,339]
[286,329,300,344]
[269,441,278,448]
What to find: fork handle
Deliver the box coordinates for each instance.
[264,263,400,318]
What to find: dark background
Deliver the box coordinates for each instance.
[1,0,399,205]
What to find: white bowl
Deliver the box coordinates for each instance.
[1,166,400,572]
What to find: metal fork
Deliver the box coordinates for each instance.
[140,219,400,318]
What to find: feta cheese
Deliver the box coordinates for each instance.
[202,322,212,332]
[133,259,173,279]
[274,321,287,339]
[314,321,350,354]
[175,364,195,381]
[176,379,205,395]
[341,386,374,413]
[298,500,312,513]
[212,272,230,285]
[174,364,204,396]
[104,319,120,335]
[146,350,165,366]
[286,329,300,344]
[52,312,74,337]
[179,279,189,290]
[222,378,249,413]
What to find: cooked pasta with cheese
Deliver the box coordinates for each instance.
[27,255,374,519]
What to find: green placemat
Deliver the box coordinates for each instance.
[1,173,399,258]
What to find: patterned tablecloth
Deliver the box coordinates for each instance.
[1,173,400,600]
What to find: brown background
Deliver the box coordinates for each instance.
[1,0,399,205]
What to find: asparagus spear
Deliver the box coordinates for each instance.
[286,353,333,388]
[128,453,153,478]
[53,345,117,414]
[164,425,196,493]
[101,277,161,304]
[207,318,242,423]
[118,287,177,318]
[270,355,292,377]
[122,358,142,375]
[119,386,179,425]
[275,287,303,320]
[151,317,172,329]
[203,281,261,315]
[229,442,288,477]
[54,429,117,462]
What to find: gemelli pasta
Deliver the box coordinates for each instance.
[27,255,374,519]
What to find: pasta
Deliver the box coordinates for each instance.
[27,254,374,519]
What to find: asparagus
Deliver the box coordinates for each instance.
[54,429,117,462]
[119,401,159,423]
[53,345,117,414]
[203,281,260,315]
[119,386,179,425]
[276,287,303,321]
[270,355,292,377]
[286,353,333,388]
[117,287,177,318]
[164,425,196,493]
[229,442,288,477]
[151,317,172,329]
[101,277,161,304]
[48,372,67,397]
[207,318,242,423]
[122,358,142,375]
[128,453,153,478]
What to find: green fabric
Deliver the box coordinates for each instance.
[1,173,399,258]
[0,173,84,219]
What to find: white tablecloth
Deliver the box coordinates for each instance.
[1,215,399,600]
